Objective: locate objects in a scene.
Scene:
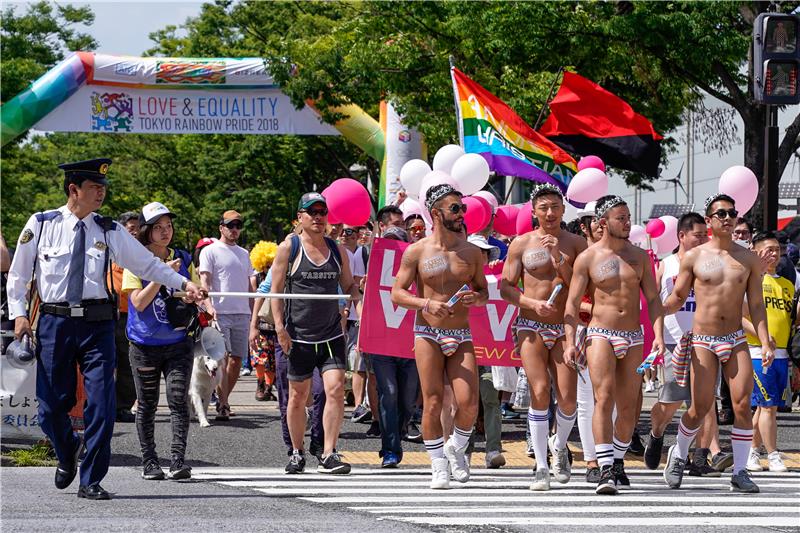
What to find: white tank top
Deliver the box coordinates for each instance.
[660,253,696,344]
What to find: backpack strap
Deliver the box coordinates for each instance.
[284,234,302,333]
[324,236,342,270]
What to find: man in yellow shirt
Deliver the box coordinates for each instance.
[743,231,799,473]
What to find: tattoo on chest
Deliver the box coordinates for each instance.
[523,248,551,270]
[698,257,724,275]
[594,258,620,281]
[421,254,449,276]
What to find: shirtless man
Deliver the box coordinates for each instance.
[391,184,489,489]
[500,184,587,491]
[564,195,665,495]
[662,194,774,493]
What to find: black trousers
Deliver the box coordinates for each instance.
[129,339,193,463]
[114,314,136,411]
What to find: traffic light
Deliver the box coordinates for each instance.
[753,13,800,105]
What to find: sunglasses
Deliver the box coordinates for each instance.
[438,203,468,215]
[710,208,738,220]
[302,207,329,217]
[342,228,358,236]
[222,221,243,229]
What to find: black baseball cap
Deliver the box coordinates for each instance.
[298,192,327,211]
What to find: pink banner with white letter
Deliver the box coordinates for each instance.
[358,238,522,367]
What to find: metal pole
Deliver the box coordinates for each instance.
[174,291,351,300]
[763,105,779,231]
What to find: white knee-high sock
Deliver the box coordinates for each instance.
[450,425,472,451]
[576,368,596,461]
[731,427,754,474]
[528,408,549,471]
[554,408,577,451]
[613,436,630,460]
[424,437,445,460]
[596,443,614,468]
[675,419,699,460]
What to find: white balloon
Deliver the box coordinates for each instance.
[399,159,431,201]
[400,197,423,219]
[629,224,647,245]
[472,191,499,212]
[432,144,465,174]
[419,170,458,208]
[450,153,491,196]
[563,201,579,222]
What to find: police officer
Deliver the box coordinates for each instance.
[6,159,206,500]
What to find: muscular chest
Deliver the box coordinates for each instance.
[591,254,641,288]
[419,251,472,284]
[693,254,747,286]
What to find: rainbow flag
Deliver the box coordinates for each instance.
[450,68,577,190]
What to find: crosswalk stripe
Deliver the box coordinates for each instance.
[304,495,798,503]
[349,505,800,514]
[385,517,800,527]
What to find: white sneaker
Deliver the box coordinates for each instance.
[768,451,788,472]
[645,381,654,392]
[430,457,450,489]
[530,468,550,491]
[443,440,470,483]
[746,448,763,472]
[548,434,571,484]
[485,451,506,469]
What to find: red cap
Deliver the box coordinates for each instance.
[195,237,216,250]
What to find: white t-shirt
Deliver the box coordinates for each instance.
[198,241,253,315]
[345,246,367,319]
[660,253,696,345]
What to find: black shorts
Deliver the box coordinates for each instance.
[287,335,347,382]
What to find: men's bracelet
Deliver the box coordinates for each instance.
[555,253,566,266]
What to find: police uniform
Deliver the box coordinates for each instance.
[6,159,191,500]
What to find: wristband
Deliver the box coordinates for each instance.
[555,253,566,266]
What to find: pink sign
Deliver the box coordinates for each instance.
[359,238,521,367]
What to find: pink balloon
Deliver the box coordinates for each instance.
[516,202,534,235]
[719,165,759,215]
[645,218,665,239]
[652,215,679,253]
[462,196,491,234]
[473,190,499,212]
[322,178,371,226]
[566,168,608,203]
[494,205,519,236]
[577,155,606,173]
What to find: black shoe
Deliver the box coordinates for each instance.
[687,449,721,478]
[366,421,381,438]
[628,429,645,456]
[309,440,324,461]
[168,457,192,480]
[285,450,306,474]
[612,459,630,489]
[77,484,111,500]
[141,458,165,480]
[115,409,135,423]
[585,466,601,483]
[595,465,618,495]
[55,437,82,489]
[405,422,423,443]
[710,451,734,473]
[318,451,351,475]
[351,405,372,423]
[644,432,664,470]
[718,407,734,426]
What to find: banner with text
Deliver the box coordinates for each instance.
[359,238,521,367]
[34,85,340,136]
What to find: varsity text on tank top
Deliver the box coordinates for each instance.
[286,242,343,343]
[660,253,696,345]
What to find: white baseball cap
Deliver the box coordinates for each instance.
[468,234,500,261]
[576,201,596,219]
[141,201,176,225]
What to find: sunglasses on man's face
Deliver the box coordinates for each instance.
[710,208,738,220]
[223,221,243,230]
[439,203,467,215]
[303,207,329,217]
[342,228,358,236]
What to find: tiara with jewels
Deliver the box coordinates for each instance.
[529,183,563,202]
[594,195,626,218]
[703,193,735,212]
[425,183,462,212]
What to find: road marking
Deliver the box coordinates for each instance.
[384,517,800,527]
[350,505,800,514]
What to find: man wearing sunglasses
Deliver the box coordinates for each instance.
[198,210,257,421]
[661,193,774,493]
[500,183,588,491]
[391,183,489,489]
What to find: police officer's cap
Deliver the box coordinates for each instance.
[59,158,112,191]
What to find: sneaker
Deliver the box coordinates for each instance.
[142,458,165,480]
[595,465,618,495]
[628,429,645,456]
[285,450,306,474]
[548,434,571,484]
[644,432,664,470]
[443,439,470,483]
[430,457,450,489]
[746,448,763,472]
[351,404,371,423]
[730,469,760,493]
[381,451,400,468]
[318,451,351,475]
[530,468,550,491]
[240,367,252,377]
[365,420,381,438]
[585,466,601,483]
[663,444,686,489]
[485,451,506,469]
[525,434,535,458]
[768,451,788,472]
[687,448,721,477]
[500,402,521,420]
[168,458,192,480]
[612,459,630,489]
[406,422,423,443]
[710,451,734,472]
[645,380,654,392]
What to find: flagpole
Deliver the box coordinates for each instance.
[502,67,565,205]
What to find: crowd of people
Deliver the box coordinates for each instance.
[4,158,799,500]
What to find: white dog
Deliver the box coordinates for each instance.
[189,329,227,427]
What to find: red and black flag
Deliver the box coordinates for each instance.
[538,72,663,177]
